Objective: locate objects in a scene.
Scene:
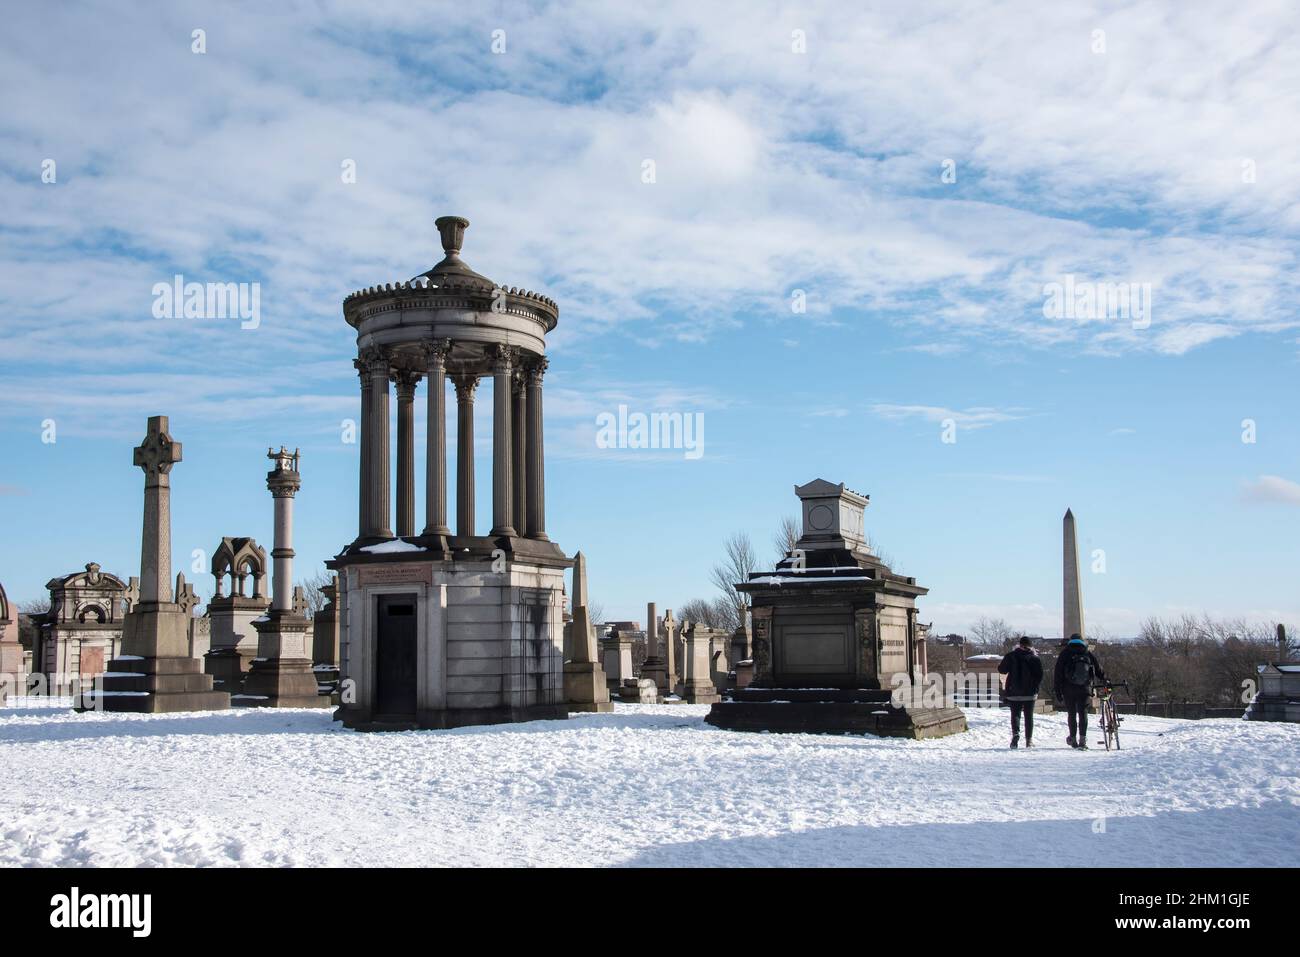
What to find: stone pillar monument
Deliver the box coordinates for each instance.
[562,551,612,713]
[1063,508,1085,642]
[680,620,721,703]
[641,601,668,692]
[240,447,329,708]
[83,416,229,713]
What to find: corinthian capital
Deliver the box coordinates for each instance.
[422,337,452,372]
[453,374,479,402]
[526,355,549,387]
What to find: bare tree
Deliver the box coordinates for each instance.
[773,515,799,562]
[588,601,605,624]
[969,616,1014,652]
[295,569,334,617]
[710,532,757,628]
[19,597,50,614]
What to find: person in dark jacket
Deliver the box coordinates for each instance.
[998,636,1043,749]
[1054,634,1105,749]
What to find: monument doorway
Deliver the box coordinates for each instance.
[375,595,417,716]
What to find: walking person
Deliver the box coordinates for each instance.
[998,636,1043,749]
[1054,633,1105,749]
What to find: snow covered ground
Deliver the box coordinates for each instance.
[1,700,1296,867]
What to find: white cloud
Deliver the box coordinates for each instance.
[870,404,1025,430]
[1241,475,1300,506]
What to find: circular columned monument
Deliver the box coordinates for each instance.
[328,216,570,730]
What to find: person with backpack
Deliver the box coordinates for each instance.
[998,636,1043,749]
[1054,634,1106,749]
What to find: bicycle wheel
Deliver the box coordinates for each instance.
[1111,702,1121,751]
[1101,698,1114,751]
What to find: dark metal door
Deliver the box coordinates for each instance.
[375,596,417,716]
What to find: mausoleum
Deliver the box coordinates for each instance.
[328,216,570,730]
[706,479,966,738]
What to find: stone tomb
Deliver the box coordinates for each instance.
[328,216,570,730]
[706,479,966,738]
[80,416,229,713]
[34,563,129,687]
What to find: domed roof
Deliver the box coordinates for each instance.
[342,216,558,335]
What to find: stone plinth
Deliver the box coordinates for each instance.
[204,595,268,692]
[328,544,571,731]
[602,633,634,689]
[706,687,966,738]
[237,611,328,708]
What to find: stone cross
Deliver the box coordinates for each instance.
[175,572,198,617]
[132,416,182,604]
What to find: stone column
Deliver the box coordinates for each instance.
[241,447,328,709]
[512,369,527,538]
[423,340,451,536]
[525,357,549,540]
[491,346,516,537]
[360,347,392,539]
[353,356,371,538]
[454,374,479,537]
[394,369,420,537]
[133,415,182,603]
[267,448,301,611]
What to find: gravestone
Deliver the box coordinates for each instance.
[80,417,229,713]
[679,620,721,703]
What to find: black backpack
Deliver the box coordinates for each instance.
[1065,650,1093,687]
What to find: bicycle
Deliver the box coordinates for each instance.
[1093,680,1128,751]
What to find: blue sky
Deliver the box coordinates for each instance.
[1,1,1297,636]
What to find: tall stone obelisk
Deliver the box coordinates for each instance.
[84,416,229,713]
[242,447,329,708]
[1063,508,1085,642]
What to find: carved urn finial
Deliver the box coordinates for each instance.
[435,215,469,260]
